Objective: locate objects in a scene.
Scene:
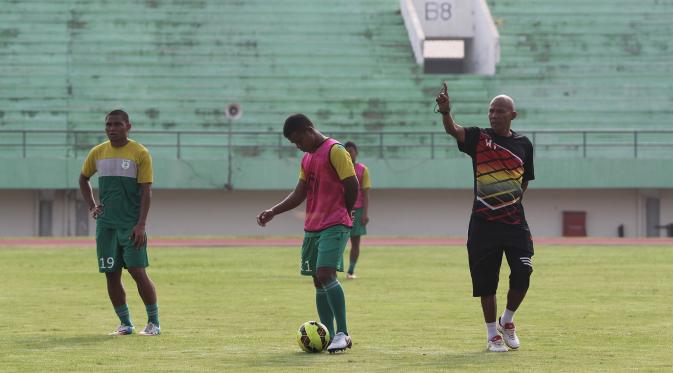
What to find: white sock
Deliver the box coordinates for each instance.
[486,322,498,340]
[501,308,515,325]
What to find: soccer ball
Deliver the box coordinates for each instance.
[296,321,330,353]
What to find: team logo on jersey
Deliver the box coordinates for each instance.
[121,160,131,170]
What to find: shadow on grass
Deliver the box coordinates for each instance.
[246,349,515,370]
[15,334,111,350]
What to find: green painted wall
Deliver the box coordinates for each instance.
[3,157,672,190]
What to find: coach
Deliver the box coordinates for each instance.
[436,83,535,353]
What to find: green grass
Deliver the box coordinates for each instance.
[1,245,672,372]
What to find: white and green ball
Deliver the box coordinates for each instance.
[296,321,330,353]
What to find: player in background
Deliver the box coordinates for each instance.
[435,83,535,352]
[343,141,370,279]
[257,114,358,353]
[79,110,161,336]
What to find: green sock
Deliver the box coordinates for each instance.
[114,304,133,327]
[323,280,348,334]
[145,304,159,326]
[315,288,335,338]
[348,261,357,274]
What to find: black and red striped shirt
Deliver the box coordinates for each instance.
[458,127,534,228]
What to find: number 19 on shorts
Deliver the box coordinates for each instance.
[99,256,114,269]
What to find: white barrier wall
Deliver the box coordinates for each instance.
[658,189,673,236]
[1,189,670,238]
[145,189,664,238]
[0,190,37,236]
[524,189,638,237]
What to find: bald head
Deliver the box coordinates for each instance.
[488,95,517,136]
[490,95,515,111]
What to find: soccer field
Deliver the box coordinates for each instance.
[1,244,671,372]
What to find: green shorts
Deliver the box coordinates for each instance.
[300,225,351,276]
[96,225,149,273]
[350,208,368,237]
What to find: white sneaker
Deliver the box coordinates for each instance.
[108,325,134,336]
[346,273,357,279]
[497,318,520,349]
[327,332,352,353]
[486,335,509,352]
[138,322,161,336]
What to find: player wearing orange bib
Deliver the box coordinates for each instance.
[257,114,358,353]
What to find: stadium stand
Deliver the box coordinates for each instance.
[491,0,673,129]
[1,0,671,163]
[0,1,671,201]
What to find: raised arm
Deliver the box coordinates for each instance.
[257,180,307,227]
[435,82,466,143]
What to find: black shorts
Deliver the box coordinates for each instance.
[466,217,534,297]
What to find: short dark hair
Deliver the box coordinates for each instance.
[283,113,314,138]
[344,141,357,150]
[106,109,130,123]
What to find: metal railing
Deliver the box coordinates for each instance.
[1,129,673,159]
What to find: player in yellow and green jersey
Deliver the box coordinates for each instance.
[343,141,371,279]
[78,110,160,336]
